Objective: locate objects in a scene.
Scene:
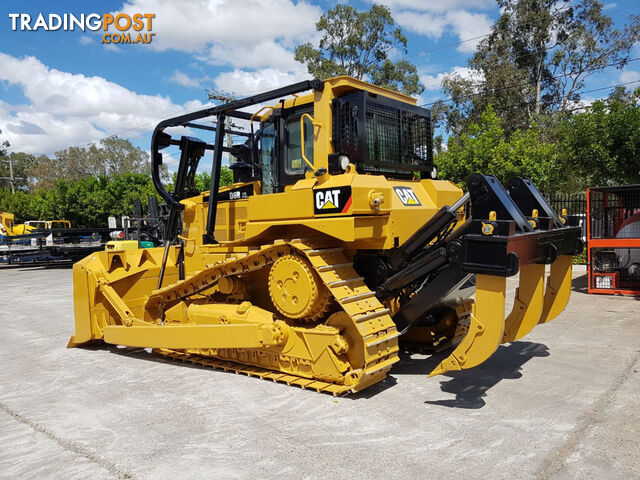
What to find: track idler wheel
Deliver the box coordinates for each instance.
[268,254,332,321]
[326,311,365,373]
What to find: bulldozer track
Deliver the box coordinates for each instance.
[148,238,400,394]
[145,242,294,312]
[295,239,400,391]
[155,349,354,395]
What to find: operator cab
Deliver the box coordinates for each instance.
[256,103,314,194]
[150,76,435,244]
[232,89,435,194]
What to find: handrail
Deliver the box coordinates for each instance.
[249,105,276,169]
[300,113,321,172]
[249,105,276,125]
[149,79,324,212]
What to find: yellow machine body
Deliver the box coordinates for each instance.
[10,224,34,235]
[105,240,139,251]
[10,219,72,235]
[69,77,580,394]
[0,212,15,236]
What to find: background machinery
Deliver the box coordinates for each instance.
[587,184,640,295]
[105,195,168,251]
[1,213,113,265]
[12,219,72,235]
[69,77,582,394]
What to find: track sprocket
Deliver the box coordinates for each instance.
[268,254,332,321]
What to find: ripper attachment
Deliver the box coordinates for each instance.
[361,174,582,377]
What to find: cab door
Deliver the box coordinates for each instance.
[259,121,276,194]
[259,105,315,193]
[279,106,314,189]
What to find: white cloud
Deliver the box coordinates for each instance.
[199,40,304,71]
[620,69,640,84]
[212,66,310,96]
[78,35,93,45]
[109,0,321,106]
[420,72,448,91]
[395,9,493,53]
[420,66,482,91]
[112,0,322,69]
[566,95,599,111]
[394,11,448,39]
[375,0,495,14]
[446,10,493,52]
[0,53,207,155]
[169,70,203,88]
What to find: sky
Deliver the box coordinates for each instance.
[0,0,639,172]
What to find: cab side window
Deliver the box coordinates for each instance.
[260,122,276,194]
[285,115,313,176]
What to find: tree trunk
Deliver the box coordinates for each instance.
[535,56,543,115]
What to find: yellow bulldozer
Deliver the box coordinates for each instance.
[69,77,582,395]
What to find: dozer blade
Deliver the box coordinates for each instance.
[501,263,545,343]
[539,254,573,324]
[428,274,506,377]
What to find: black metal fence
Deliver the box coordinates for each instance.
[546,193,587,216]
[546,193,587,243]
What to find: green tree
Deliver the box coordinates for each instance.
[0,130,15,191]
[294,4,424,96]
[0,188,37,222]
[167,169,233,193]
[436,106,560,192]
[436,0,640,135]
[0,152,43,192]
[88,136,151,176]
[0,129,8,156]
[0,173,159,227]
[28,136,164,189]
[193,170,233,191]
[555,87,640,188]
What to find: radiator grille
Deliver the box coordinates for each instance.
[333,91,433,178]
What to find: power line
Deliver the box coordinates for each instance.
[36,124,150,158]
[12,45,640,161]
[402,33,491,62]
[191,36,493,99]
[419,57,640,107]
[401,2,640,68]
[426,79,640,129]
[33,103,212,158]
[458,79,640,118]
[574,79,640,96]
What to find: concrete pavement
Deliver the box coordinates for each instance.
[0,265,638,479]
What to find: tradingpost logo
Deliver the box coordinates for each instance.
[8,12,156,45]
